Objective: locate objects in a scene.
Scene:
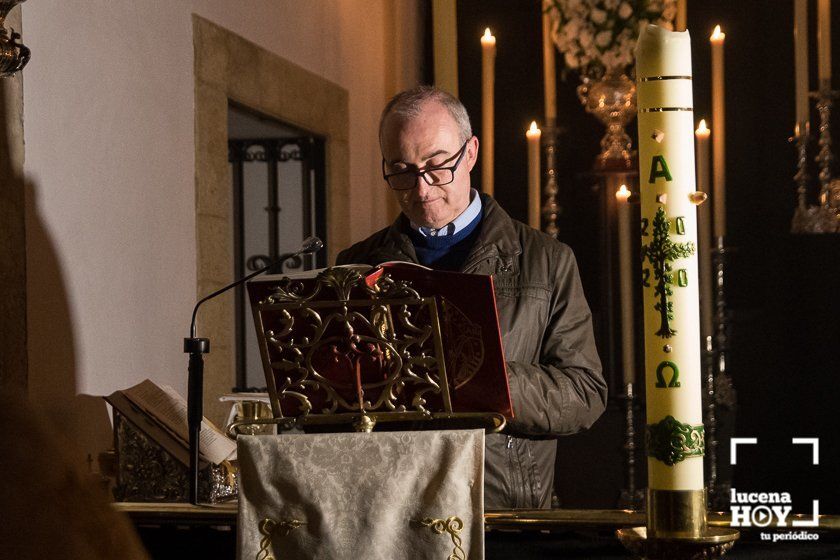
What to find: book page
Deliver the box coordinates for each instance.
[259,263,372,281]
[122,379,237,464]
[219,392,270,403]
[377,260,432,271]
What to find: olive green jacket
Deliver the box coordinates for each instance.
[336,194,607,508]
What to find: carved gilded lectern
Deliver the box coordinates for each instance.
[240,264,513,434]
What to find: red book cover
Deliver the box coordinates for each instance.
[365,262,513,419]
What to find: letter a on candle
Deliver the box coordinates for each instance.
[649,155,673,183]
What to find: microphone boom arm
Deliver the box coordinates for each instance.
[189,237,323,338]
[184,236,322,504]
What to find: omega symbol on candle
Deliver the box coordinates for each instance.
[655,360,681,388]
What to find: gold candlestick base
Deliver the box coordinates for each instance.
[617,488,739,559]
[647,488,706,538]
[616,526,740,560]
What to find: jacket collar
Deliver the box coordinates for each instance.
[368,193,522,272]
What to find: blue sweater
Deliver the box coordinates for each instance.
[406,210,483,271]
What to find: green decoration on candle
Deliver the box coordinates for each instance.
[675,216,686,235]
[642,268,651,288]
[641,218,650,236]
[648,155,673,183]
[655,360,681,388]
[641,207,696,338]
[646,415,705,466]
[677,269,688,287]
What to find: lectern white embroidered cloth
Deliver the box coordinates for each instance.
[237,430,484,560]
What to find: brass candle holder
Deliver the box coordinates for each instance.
[617,488,739,559]
[791,84,840,233]
[0,0,29,78]
[541,118,561,238]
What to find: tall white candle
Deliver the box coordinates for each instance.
[695,120,713,341]
[615,184,635,386]
[481,28,496,197]
[676,0,687,32]
[542,8,557,122]
[818,0,832,87]
[432,0,460,96]
[527,121,542,229]
[795,0,810,127]
[636,24,704,495]
[710,25,726,238]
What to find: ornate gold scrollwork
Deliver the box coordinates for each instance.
[257,517,304,560]
[258,268,449,425]
[421,516,466,560]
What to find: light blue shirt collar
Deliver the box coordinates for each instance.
[410,189,482,237]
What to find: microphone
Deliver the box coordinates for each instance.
[188,236,323,338]
[272,236,324,275]
[301,236,324,254]
[183,236,322,504]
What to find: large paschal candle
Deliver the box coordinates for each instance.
[635,24,706,538]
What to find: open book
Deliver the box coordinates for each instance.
[106,379,237,465]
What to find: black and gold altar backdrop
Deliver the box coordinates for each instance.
[456,0,840,512]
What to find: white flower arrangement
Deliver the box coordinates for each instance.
[547,0,678,78]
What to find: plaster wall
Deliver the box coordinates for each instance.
[21,1,422,464]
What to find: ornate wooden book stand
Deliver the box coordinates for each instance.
[240,266,508,434]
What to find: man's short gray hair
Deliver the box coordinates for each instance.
[379,85,473,145]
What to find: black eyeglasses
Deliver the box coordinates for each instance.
[382,139,470,191]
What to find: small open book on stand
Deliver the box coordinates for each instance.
[242,262,514,434]
[106,380,237,503]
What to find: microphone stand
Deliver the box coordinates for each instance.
[184,237,322,504]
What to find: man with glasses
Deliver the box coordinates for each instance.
[337,86,606,509]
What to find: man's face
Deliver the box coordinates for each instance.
[380,101,478,229]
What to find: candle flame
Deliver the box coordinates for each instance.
[529,121,539,133]
[615,184,631,202]
[710,25,725,41]
[695,119,710,135]
[481,27,496,45]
